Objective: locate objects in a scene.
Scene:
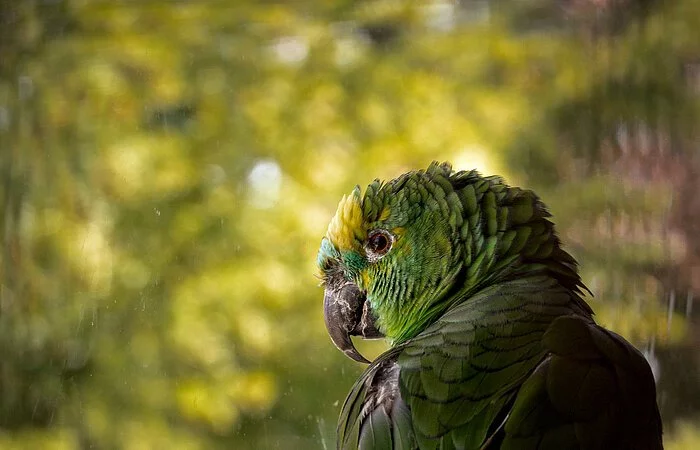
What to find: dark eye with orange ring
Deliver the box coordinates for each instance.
[366,230,393,257]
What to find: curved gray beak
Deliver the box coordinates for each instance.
[323,282,383,364]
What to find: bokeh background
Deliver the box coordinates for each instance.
[1,1,699,448]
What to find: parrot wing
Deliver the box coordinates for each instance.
[397,275,578,450]
[501,314,663,450]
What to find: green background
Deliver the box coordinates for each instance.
[1,1,700,448]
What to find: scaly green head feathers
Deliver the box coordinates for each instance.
[317,162,586,344]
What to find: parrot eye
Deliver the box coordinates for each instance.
[366,230,393,258]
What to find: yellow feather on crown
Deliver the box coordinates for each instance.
[326,186,366,252]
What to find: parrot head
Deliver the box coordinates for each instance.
[318,162,482,363]
[317,162,583,363]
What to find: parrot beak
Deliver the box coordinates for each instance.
[323,282,383,364]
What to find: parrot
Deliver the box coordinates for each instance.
[317,162,663,450]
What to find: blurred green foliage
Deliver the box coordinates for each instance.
[1,0,699,448]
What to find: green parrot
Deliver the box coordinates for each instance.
[317,162,662,450]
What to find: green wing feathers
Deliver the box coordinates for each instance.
[503,315,662,450]
[397,277,584,449]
